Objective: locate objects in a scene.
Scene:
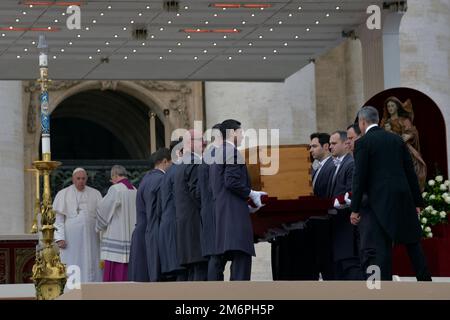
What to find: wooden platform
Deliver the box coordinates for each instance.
[55,281,450,300]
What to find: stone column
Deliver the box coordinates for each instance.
[356,3,406,99]
[315,39,364,131]
[356,22,385,101]
[399,0,450,172]
[382,10,404,89]
[344,39,365,123]
[149,112,157,153]
[0,81,25,234]
[163,109,171,148]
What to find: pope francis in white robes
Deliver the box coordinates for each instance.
[53,168,103,283]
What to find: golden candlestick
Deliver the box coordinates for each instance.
[26,168,40,234]
[31,35,67,300]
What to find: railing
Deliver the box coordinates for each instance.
[50,160,151,197]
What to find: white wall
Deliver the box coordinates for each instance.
[400,0,450,174]
[0,81,25,234]
[205,63,316,146]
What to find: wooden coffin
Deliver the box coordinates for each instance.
[242,145,331,241]
[243,145,313,199]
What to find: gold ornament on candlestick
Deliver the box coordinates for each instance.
[26,168,40,234]
[31,35,67,300]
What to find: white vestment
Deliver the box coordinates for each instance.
[96,182,137,263]
[53,185,103,283]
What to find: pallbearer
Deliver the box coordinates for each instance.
[174,130,207,281]
[158,139,187,281]
[197,124,223,280]
[129,149,171,281]
[209,119,266,281]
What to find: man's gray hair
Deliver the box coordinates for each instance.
[331,130,347,142]
[111,165,128,177]
[358,106,379,124]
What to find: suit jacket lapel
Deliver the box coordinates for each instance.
[329,154,351,196]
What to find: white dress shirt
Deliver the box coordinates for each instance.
[312,155,331,188]
[365,124,378,134]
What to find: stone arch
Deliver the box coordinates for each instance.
[49,89,164,160]
[22,79,203,230]
[30,81,166,150]
[25,80,201,157]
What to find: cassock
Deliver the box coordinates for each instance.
[174,152,207,279]
[158,164,185,275]
[96,179,137,281]
[327,154,363,280]
[129,169,164,282]
[53,185,103,283]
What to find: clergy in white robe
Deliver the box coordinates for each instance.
[53,168,103,283]
[96,165,137,282]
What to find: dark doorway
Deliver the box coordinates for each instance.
[47,89,164,195]
[51,117,130,160]
[48,89,165,161]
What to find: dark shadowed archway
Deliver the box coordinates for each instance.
[47,89,165,195]
[49,89,165,160]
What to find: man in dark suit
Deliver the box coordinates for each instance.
[271,133,336,280]
[346,123,376,279]
[328,131,363,280]
[209,119,266,281]
[174,129,208,281]
[307,133,335,280]
[351,106,431,281]
[197,124,224,280]
[158,139,187,281]
[129,148,171,282]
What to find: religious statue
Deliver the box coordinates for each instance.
[380,96,427,190]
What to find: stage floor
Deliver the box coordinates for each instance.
[58,280,450,300]
[2,279,450,300]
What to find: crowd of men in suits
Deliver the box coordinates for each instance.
[128,119,267,281]
[127,107,432,282]
[53,105,433,283]
[272,106,432,281]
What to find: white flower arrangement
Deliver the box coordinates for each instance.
[420,174,449,238]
